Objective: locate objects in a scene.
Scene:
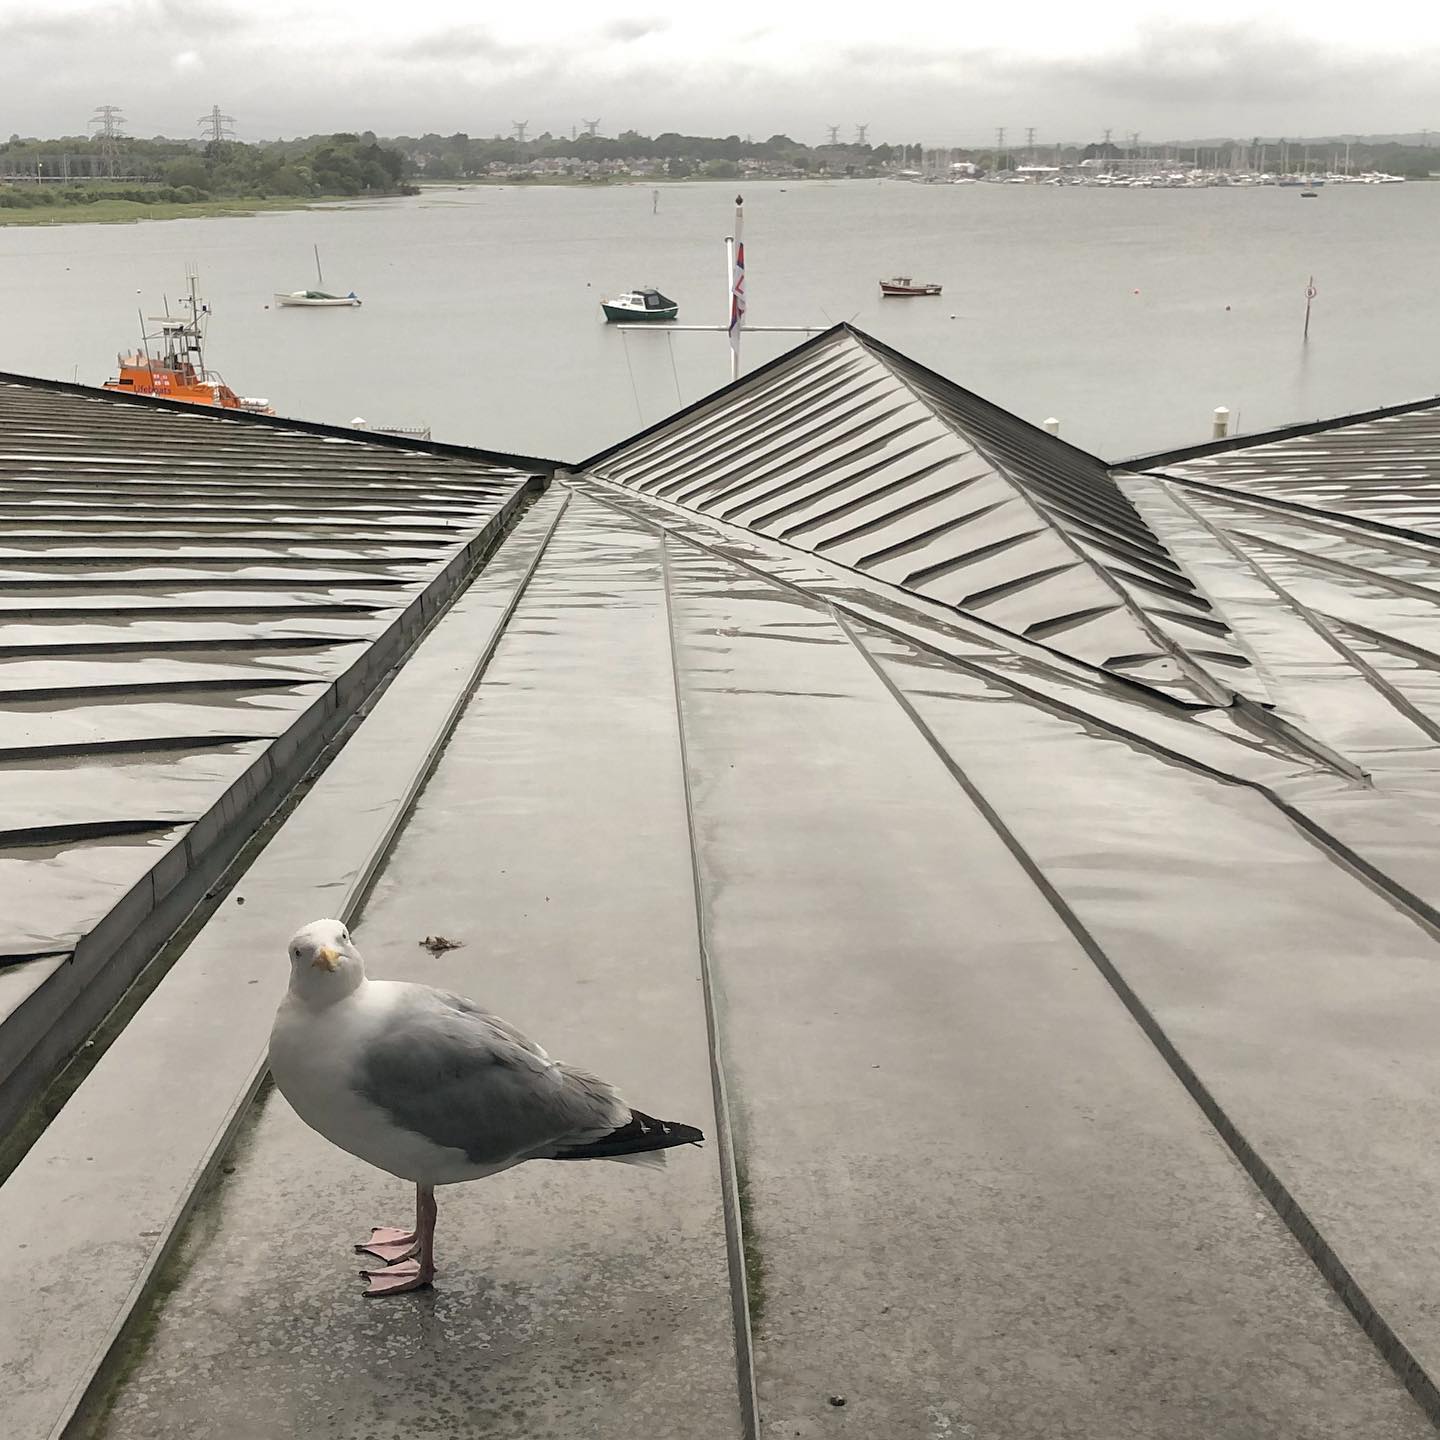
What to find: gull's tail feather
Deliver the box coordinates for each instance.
[609,1149,668,1170]
[549,1109,704,1164]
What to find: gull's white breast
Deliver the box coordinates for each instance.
[269,980,486,1185]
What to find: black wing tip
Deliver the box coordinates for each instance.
[551,1110,705,1161]
[634,1110,706,1147]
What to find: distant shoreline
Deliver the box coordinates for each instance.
[0,193,397,228]
[0,176,804,226]
[415,175,814,189]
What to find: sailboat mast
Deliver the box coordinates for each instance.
[314,244,323,287]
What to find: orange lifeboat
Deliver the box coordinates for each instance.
[104,275,273,415]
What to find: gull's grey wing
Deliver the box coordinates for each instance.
[353,985,628,1168]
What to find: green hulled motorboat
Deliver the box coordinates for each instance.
[602,288,678,322]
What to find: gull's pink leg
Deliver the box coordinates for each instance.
[355,1183,425,1262]
[362,1185,437,1297]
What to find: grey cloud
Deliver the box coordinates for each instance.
[818,21,1437,142]
[2,11,1437,147]
[602,17,670,43]
[969,22,1417,110]
[396,25,537,63]
[393,13,669,74]
[0,14,91,45]
[147,0,249,33]
[0,0,247,52]
[835,42,964,78]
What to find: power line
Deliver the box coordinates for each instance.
[88,105,126,177]
[198,105,236,145]
[90,104,125,138]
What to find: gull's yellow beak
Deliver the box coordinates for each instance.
[311,945,342,972]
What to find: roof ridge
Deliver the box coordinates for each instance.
[851,336,1242,706]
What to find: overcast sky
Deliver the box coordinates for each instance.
[2,0,1436,146]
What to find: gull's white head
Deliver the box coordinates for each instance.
[287,918,365,1001]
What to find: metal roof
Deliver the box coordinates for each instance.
[1145,401,1440,540]
[8,346,1440,1437]
[584,326,1440,910]
[42,469,1440,1439]
[1119,401,1440,825]
[0,376,541,1126]
[586,324,1258,708]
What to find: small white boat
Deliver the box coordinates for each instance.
[275,246,361,307]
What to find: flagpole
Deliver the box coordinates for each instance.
[725,234,736,377]
[728,193,745,383]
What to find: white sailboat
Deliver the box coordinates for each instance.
[275,246,362,307]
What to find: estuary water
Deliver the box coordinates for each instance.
[1,177,1438,462]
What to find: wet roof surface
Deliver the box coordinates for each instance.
[588,325,1257,706]
[0,379,535,960]
[1126,407,1440,834]
[1151,401,1440,538]
[84,480,1440,1439]
[7,345,1440,1437]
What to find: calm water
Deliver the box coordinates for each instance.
[1,179,1437,462]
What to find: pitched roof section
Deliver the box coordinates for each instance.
[586,326,1254,706]
[1150,401,1440,539]
[0,377,537,962]
[1123,455,1440,773]
[19,478,1440,1440]
[1132,396,1440,771]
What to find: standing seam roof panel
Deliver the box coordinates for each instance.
[588,326,1260,706]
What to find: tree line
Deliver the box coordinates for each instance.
[380,130,886,178]
[0,132,414,209]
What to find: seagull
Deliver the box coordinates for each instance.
[269,918,705,1297]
